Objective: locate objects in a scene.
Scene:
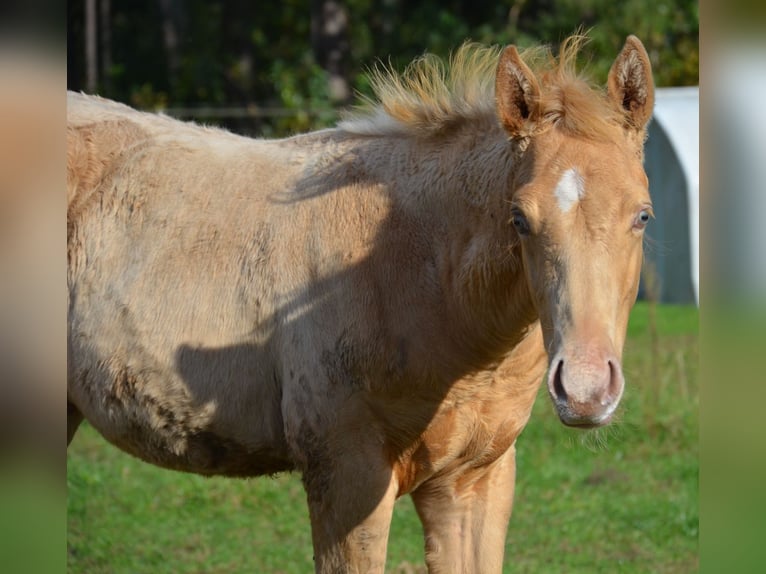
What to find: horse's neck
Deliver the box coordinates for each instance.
[367,129,538,359]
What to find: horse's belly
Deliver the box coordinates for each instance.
[107,419,294,477]
[68,263,293,476]
[68,347,295,477]
[77,390,295,477]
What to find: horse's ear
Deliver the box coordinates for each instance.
[495,45,541,138]
[607,35,654,131]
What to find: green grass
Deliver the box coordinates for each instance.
[67,302,698,573]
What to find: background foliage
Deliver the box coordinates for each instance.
[67,0,698,136]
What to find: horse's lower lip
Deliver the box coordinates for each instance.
[560,413,613,429]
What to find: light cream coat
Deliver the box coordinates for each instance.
[67,35,654,573]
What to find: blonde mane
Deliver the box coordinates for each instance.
[340,35,624,141]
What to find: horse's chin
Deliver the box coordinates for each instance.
[558,414,613,430]
[555,408,614,429]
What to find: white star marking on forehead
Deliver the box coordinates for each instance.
[554,168,585,213]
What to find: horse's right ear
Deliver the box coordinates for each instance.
[495,46,541,138]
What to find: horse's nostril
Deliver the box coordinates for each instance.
[552,359,566,402]
[605,359,624,401]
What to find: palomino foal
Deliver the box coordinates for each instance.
[67,35,654,573]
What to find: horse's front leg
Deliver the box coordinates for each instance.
[411,445,517,574]
[298,423,398,573]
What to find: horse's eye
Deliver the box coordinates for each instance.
[634,208,653,230]
[511,210,530,236]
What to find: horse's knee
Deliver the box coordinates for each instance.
[67,402,83,446]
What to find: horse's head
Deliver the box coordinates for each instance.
[495,36,654,428]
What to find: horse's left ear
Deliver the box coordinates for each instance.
[607,35,655,131]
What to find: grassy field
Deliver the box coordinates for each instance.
[67,302,698,573]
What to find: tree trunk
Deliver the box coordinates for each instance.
[100,0,112,93]
[157,0,184,95]
[85,0,97,93]
[311,0,351,104]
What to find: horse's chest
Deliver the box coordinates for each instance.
[393,390,533,494]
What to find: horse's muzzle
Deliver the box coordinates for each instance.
[546,352,625,428]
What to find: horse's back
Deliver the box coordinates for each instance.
[67,92,267,213]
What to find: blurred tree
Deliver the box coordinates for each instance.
[100,0,113,93]
[312,0,352,104]
[84,0,97,92]
[67,0,698,136]
[157,0,185,96]
[513,0,699,86]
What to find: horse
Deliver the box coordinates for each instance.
[67,34,654,573]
